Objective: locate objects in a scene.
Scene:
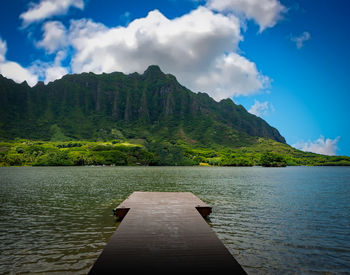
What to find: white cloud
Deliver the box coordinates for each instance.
[291,31,311,49]
[0,62,38,87]
[0,38,6,63]
[0,38,38,86]
[26,50,69,84]
[20,0,84,26]
[37,21,68,53]
[293,136,340,156]
[194,53,270,100]
[7,4,283,98]
[0,36,67,86]
[44,50,69,83]
[248,100,274,116]
[65,7,268,100]
[44,66,68,83]
[206,0,286,31]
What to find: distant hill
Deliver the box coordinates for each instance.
[0,65,285,146]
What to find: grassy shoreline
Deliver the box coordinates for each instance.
[1,139,350,167]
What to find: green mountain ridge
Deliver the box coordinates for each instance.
[0,65,285,144]
[0,65,349,167]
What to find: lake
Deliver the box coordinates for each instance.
[0,166,349,274]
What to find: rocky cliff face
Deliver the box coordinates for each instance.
[0,65,285,145]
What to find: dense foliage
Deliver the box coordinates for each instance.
[0,66,285,147]
[0,65,348,167]
[1,139,349,167]
[260,152,287,167]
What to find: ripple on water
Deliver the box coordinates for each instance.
[0,166,350,274]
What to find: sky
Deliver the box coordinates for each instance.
[0,0,349,156]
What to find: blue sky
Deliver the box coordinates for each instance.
[0,0,349,156]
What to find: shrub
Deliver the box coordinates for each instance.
[33,151,74,166]
[260,152,287,167]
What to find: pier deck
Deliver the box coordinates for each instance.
[89,192,246,274]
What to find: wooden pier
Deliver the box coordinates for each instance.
[89,192,246,274]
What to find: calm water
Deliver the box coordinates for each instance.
[0,166,349,274]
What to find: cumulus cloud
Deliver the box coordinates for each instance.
[293,136,340,156]
[44,50,69,83]
[64,7,267,100]
[291,31,311,49]
[206,0,286,31]
[20,0,84,26]
[7,3,284,98]
[69,8,241,72]
[248,100,274,117]
[0,62,38,87]
[0,38,6,63]
[37,21,68,53]
[194,53,270,99]
[0,38,38,86]
[28,49,69,84]
[44,66,67,83]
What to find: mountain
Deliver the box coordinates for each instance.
[0,65,285,146]
[1,65,350,167]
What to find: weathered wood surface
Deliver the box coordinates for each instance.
[89,192,246,274]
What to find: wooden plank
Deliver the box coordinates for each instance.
[89,192,246,274]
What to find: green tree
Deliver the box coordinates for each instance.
[50,124,70,141]
[260,152,287,167]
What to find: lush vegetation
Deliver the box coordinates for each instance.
[0,65,349,167]
[261,152,287,167]
[0,65,285,147]
[1,138,349,167]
